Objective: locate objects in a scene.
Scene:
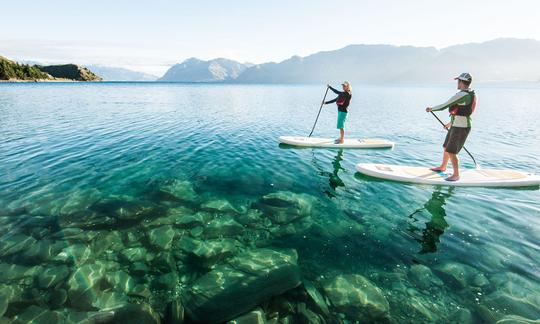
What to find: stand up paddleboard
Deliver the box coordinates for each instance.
[356,163,540,187]
[279,136,394,149]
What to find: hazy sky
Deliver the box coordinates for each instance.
[1,0,539,75]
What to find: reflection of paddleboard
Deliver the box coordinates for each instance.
[356,163,540,187]
[279,136,394,149]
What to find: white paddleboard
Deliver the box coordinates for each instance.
[355,163,540,187]
[279,136,394,149]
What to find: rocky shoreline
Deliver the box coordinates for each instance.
[0,176,539,323]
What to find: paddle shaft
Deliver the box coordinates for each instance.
[308,86,330,137]
[430,111,478,168]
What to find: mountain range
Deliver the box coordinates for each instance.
[159,38,540,83]
[87,65,157,81]
[158,58,252,82]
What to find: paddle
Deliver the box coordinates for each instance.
[308,86,330,137]
[429,111,479,168]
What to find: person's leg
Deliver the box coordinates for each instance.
[336,112,346,143]
[431,128,453,171]
[431,150,449,171]
[446,153,460,181]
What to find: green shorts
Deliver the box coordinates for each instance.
[337,111,347,129]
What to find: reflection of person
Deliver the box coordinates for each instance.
[317,149,345,198]
[409,188,454,253]
[323,82,352,144]
[329,149,345,192]
[426,73,477,181]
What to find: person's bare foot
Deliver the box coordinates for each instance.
[445,174,460,181]
[334,139,344,144]
[430,167,446,172]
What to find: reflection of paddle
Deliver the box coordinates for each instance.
[430,111,479,169]
[308,86,330,137]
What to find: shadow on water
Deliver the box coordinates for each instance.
[407,187,455,254]
[311,149,345,198]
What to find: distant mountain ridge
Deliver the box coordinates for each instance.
[158,58,252,82]
[159,38,540,83]
[87,65,157,81]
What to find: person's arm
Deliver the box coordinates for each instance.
[324,97,338,104]
[328,85,343,95]
[430,92,468,112]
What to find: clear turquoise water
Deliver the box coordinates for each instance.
[0,82,539,322]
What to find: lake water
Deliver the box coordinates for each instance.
[0,82,539,323]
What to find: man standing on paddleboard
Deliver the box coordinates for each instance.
[426,73,477,181]
[323,81,352,144]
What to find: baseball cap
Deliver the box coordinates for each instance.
[454,72,472,82]
[341,81,350,87]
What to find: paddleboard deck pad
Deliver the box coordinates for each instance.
[356,163,540,187]
[279,136,394,148]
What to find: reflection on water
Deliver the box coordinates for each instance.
[407,187,453,253]
[311,149,346,198]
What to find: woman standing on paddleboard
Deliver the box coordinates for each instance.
[323,81,352,144]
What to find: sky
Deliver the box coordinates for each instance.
[1,0,539,76]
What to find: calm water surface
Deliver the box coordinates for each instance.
[0,83,539,323]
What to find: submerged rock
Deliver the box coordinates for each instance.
[179,237,237,268]
[496,315,540,323]
[106,303,161,324]
[11,305,65,323]
[151,252,177,273]
[203,215,244,238]
[37,265,70,289]
[484,290,540,320]
[18,239,65,264]
[408,264,443,290]
[66,303,161,324]
[120,247,152,263]
[182,248,301,323]
[175,212,207,229]
[167,299,185,324]
[0,263,39,283]
[0,234,37,257]
[254,191,315,224]
[201,199,241,214]
[46,288,68,308]
[92,290,128,310]
[130,262,150,277]
[58,210,116,229]
[321,274,390,322]
[297,302,324,324]
[228,308,266,324]
[92,231,125,257]
[54,244,93,265]
[147,225,176,250]
[304,281,330,316]
[0,284,23,316]
[235,209,264,227]
[433,262,486,290]
[447,308,474,324]
[152,272,179,291]
[105,271,137,295]
[67,263,107,310]
[161,179,198,203]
